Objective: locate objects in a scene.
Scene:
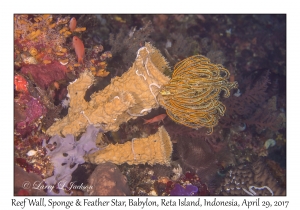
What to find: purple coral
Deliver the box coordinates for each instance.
[170,183,198,196]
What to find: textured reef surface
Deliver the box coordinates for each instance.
[14,14,286,196]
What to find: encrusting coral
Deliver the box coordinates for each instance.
[46,43,171,137]
[214,158,286,195]
[84,126,173,166]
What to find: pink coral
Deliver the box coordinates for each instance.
[21,61,67,90]
[15,93,47,137]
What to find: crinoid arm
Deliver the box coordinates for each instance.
[159,55,238,134]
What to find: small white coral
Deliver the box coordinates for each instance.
[264,139,276,149]
[27,150,37,156]
[165,39,172,48]
[234,89,242,97]
[172,164,183,181]
[61,98,70,108]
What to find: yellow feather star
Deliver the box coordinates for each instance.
[159,55,238,134]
